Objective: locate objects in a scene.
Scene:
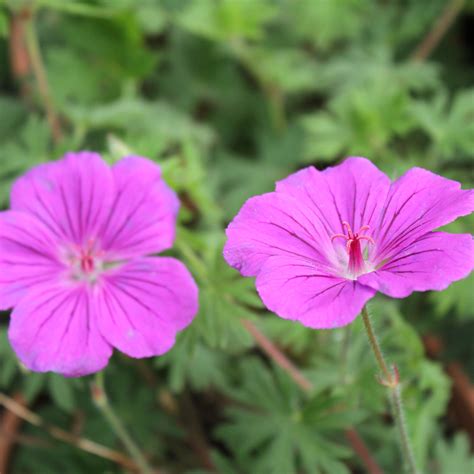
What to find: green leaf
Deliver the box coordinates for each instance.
[177,0,277,42]
[283,0,369,50]
[434,433,474,474]
[0,9,9,38]
[48,374,76,412]
[216,358,352,473]
[22,373,47,403]
[411,89,474,160]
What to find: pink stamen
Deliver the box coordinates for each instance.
[331,222,375,276]
[358,235,375,245]
[342,221,354,239]
[331,233,347,242]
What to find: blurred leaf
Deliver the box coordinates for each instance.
[0,10,9,38]
[247,47,320,94]
[48,374,76,412]
[302,81,414,161]
[177,0,277,42]
[22,373,47,403]
[433,433,474,474]
[0,116,51,205]
[411,89,474,160]
[283,0,370,50]
[68,97,214,150]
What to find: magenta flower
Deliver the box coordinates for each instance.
[224,157,473,328]
[0,152,198,377]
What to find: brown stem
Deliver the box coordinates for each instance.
[0,392,25,473]
[241,319,313,392]
[345,428,384,474]
[0,429,52,449]
[241,319,385,474]
[411,0,465,61]
[9,7,32,99]
[0,392,142,472]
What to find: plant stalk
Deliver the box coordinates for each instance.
[361,306,419,474]
[25,9,62,143]
[92,372,153,474]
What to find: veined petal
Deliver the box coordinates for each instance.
[8,282,112,377]
[224,192,337,277]
[95,257,198,358]
[0,211,65,309]
[10,152,115,246]
[99,157,179,259]
[372,167,474,264]
[359,232,474,298]
[256,255,376,329]
[276,157,391,245]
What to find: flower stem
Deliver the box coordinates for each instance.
[361,306,419,474]
[24,9,63,143]
[92,372,153,474]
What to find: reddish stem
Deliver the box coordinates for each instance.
[411,0,465,61]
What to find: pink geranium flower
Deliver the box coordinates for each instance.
[224,157,473,328]
[0,152,198,377]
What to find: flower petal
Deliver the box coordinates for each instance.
[8,282,112,377]
[99,157,179,259]
[358,232,474,298]
[224,192,337,277]
[10,152,115,246]
[256,255,376,328]
[372,168,474,265]
[0,211,65,309]
[277,157,391,241]
[95,257,198,358]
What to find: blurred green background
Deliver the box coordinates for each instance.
[0,0,473,473]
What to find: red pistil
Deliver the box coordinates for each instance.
[78,239,99,274]
[331,222,375,275]
[80,253,95,273]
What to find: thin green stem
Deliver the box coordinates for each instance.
[25,10,62,143]
[391,385,419,474]
[92,372,154,474]
[361,306,419,474]
[361,306,392,384]
[174,236,208,282]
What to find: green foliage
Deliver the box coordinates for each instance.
[0,0,472,472]
[433,433,474,474]
[216,358,352,474]
[177,0,277,42]
[411,89,474,161]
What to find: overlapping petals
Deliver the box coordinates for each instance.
[1,152,198,377]
[224,157,473,328]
